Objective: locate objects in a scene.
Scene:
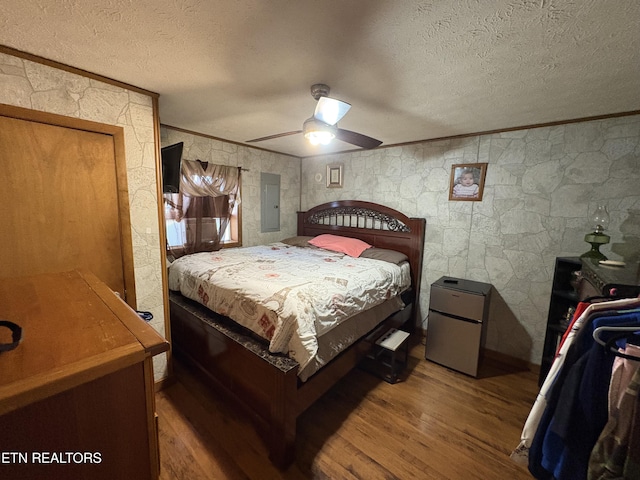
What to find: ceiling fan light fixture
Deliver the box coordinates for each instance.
[315,96,351,126]
[303,118,336,146]
[248,84,381,150]
[306,130,334,146]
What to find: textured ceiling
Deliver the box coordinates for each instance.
[1,0,639,157]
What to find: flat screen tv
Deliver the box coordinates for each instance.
[161,142,183,193]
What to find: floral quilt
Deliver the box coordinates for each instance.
[168,242,410,374]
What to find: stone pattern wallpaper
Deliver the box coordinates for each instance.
[160,127,301,247]
[3,46,637,369]
[301,115,640,365]
[0,52,168,380]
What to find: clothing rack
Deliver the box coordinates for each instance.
[512,293,640,479]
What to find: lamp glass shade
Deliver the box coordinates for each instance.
[591,205,609,233]
[581,205,610,261]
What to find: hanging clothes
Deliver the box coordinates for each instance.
[535,312,640,479]
[510,297,640,466]
[588,345,640,479]
[623,370,640,478]
[523,306,640,479]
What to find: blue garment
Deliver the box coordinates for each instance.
[540,352,590,477]
[529,373,561,479]
[528,318,593,479]
[541,340,613,478]
[538,311,640,480]
[528,308,640,479]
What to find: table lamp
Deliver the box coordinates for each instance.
[581,205,610,261]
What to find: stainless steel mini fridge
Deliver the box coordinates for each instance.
[425,276,492,377]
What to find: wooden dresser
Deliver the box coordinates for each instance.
[0,270,169,480]
[579,257,640,300]
[539,257,640,384]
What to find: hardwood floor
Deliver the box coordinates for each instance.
[156,339,537,479]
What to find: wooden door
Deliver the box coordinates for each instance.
[260,172,280,232]
[0,104,136,306]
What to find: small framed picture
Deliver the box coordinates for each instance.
[326,164,343,188]
[449,163,488,201]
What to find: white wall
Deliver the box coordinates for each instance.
[301,115,640,365]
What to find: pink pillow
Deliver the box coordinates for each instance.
[308,234,372,257]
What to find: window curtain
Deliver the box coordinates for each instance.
[164,160,240,259]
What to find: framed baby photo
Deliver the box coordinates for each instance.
[449,163,488,201]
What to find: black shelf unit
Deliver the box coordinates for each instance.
[539,257,581,386]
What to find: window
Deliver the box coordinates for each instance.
[165,195,240,249]
[164,162,241,258]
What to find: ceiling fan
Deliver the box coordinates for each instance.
[246,84,383,149]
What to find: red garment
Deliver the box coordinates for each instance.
[555,302,590,357]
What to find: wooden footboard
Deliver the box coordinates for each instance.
[170,292,299,467]
[169,200,426,468]
[170,291,411,467]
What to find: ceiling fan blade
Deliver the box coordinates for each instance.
[335,128,382,149]
[246,130,302,143]
[314,97,351,126]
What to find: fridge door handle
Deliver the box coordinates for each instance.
[428,309,482,324]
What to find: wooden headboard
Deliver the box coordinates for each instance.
[297,200,426,323]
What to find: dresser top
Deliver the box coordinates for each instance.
[0,269,168,415]
[581,258,640,289]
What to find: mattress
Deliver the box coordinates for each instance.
[168,242,411,379]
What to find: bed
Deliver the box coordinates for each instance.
[168,200,426,468]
